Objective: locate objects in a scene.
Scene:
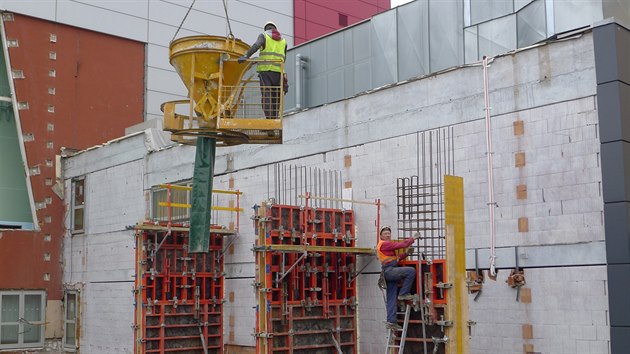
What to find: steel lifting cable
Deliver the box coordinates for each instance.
[222,0,234,38]
[172,0,197,42]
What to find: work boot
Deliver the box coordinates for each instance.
[397,293,415,301]
[385,322,402,331]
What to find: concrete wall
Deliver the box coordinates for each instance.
[63,29,610,353]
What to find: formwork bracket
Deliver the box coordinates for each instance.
[436,281,453,298]
[254,332,274,339]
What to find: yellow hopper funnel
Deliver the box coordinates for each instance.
[169,35,250,123]
[163,35,284,146]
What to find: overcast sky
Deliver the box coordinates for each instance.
[391,0,413,8]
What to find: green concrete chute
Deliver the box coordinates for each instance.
[189,137,216,253]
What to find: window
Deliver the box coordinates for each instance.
[63,292,77,350]
[72,178,85,234]
[0,291,45,349]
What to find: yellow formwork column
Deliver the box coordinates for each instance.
[444,175,469,354]
[255,203,269,354]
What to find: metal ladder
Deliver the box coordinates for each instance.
[385,303,411,354]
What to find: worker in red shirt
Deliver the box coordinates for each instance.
[376,226,421,330]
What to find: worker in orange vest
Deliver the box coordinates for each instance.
[376,226,421,330]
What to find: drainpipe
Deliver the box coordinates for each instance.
[482,56,497,277]
[295,54,307,110]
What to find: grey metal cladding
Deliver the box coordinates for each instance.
[429,0,464,72]
[602,0,630,27]
[478,14,517,59]
[470,0,514,26]
[604,202,630,264]
[464,26,479,63]
[607,264,630,326]
[593,23,630,86]
[396,0,430,81]
[283,50,297,109]
[596,81,630,143]
[370,10,398,87]
[553,0,603,34]
[600,141,630,203]
[517,0,546,48]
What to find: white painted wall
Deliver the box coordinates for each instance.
[63,31,609,353]
[0,0,295,123]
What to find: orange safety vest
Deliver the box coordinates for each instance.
[376,240,398,265]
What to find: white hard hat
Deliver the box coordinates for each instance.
[379,225,391,235]
[264,21,277,30]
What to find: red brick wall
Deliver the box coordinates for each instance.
[294,0,391,45]
[0,14,145,300]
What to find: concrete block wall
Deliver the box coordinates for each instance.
[459,96,603,250]
[470,267,609,354]
[63,158,145,353]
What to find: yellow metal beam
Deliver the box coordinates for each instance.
[297,194,382,206]
[254,244,375,255]
[444,175,469,354]
[157,201,243,212]
[157,184,242,195]
[217,118,282,130]
[134,223,235,234]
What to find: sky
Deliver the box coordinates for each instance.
[391,0,413,8]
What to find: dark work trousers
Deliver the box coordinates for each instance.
[382,262,416,323]
[258,71,281,119]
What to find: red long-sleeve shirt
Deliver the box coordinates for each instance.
[377,237,414,263]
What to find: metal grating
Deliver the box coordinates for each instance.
[396,128,454,260]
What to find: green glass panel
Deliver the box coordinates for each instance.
[0,47,11,96]
[0,101,33,227]
[66,294,76,320]
[0,324,18,344]
[65,323,75,346]
[24,295,41,321]
[1,295,19,322]
[23,323,41,343]
[73,208,84,231]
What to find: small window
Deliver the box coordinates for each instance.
[0,291,46,349]
[63,292,77,350]
[338,13,348,27]
[72,178,85,234]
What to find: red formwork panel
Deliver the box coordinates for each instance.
[135,225,224,353]
[257,204,358,354]
[396,259,447,354]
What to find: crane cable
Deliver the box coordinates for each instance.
[172,0,196,42]
[222,0,234,38]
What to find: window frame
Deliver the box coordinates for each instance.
[63,291,78,351]
[71,177,85,234]
[0,290,46,349]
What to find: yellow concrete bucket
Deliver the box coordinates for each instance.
[169,35,250,126]
[163,35,283,146]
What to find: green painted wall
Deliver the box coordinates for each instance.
[0,46,33,229]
